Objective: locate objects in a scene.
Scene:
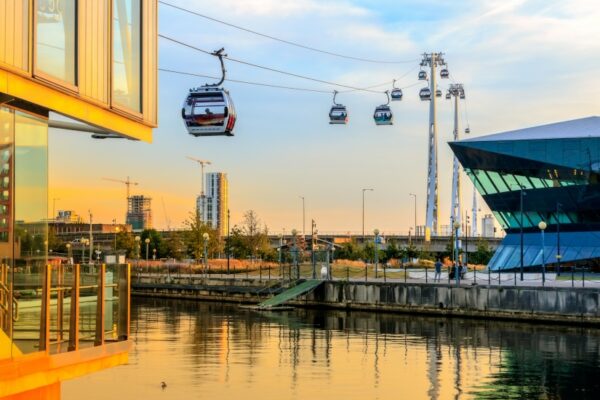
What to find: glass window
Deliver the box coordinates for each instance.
[529,177,546,189]
[35,0,77,84]
[113,0,142,112]
[474,170,497,194]
[501,173,520,191]
[487,171,509,192]
[514,175,533,190]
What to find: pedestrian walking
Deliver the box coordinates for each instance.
[434,259,442,282]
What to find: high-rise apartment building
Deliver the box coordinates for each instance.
[481,214,495,238]
[197,172,228,236]
[127,195,152,232]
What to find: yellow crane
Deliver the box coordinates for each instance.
[186,156,211,196]
[102,176,139,222]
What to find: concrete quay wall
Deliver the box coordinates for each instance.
[132,279,600,325]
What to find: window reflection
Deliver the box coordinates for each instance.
[113,0,141,112]
[35,0,77,84]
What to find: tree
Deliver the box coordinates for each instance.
[470,238,494,265]
[162,230,186,260]
[183,209,221,260]
[140,229,163,259]
[116,230,137,258]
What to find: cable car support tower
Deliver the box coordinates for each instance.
[420,52,447,237]
[447,83,465,238]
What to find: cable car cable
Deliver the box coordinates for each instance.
[159,34,388,93]
[159,68,332,93]
[159,0,419,65]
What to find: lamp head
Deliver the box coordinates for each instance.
[374,229,380,236]
[202,232,209,240]
[538,221,547,230]
[144,238,150,244]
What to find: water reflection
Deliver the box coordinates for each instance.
[64,299,600,400]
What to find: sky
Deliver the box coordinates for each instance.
[48,0,600,235]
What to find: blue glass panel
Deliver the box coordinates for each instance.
[525,245,543,266]
[542,246,557,264]
[506,245,524,269]
[563,246,581,262]
[577,247,594,261]
[492,245,516,270]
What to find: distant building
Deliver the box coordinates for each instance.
[127,195,152,232]
[482,214,495,238]
[197,172,228,236]
[56,210,82,223]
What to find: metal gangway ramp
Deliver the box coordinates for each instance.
[258,280,323,309]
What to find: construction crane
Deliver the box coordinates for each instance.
[102,176,139,222]
[161,197,171,231]
[187,156,211,196]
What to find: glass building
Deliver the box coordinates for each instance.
[1,1,157,398]
[450,116,600,271]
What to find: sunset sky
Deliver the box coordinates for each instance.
[48,0,600,234]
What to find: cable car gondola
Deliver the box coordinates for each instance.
[460,91,465,100]
[329,91,348,125]
[390,79,403,101]
[418,70,428,81]
[181,48,237,137]
[435,88,442,98]
[465,126,471,134]
[419,87,431,101]
[373,91,393,125]
[445,92,451,100]
[440,68,449,79]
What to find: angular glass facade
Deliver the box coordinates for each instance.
[450,117,600,271]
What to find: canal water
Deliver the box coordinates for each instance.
[63,298,600,399]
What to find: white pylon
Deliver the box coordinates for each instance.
[472,188,479,237]
[421,52,447,237]
[447,83,464,238]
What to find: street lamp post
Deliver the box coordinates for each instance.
[453,221,460,286]
[519,188,525,281]
[299,196,305,238]
[539,221,547,285]
[362,188,374,240]
[202,232,209,276]
[135,236,141,276]
[145,238,150,274]
[556,202,562,276]
[409,193,417,239]
[374,229,380,279]
[66,243,72,265]
[227,209,231,275]
[291,229,298,280]
[114,226,120,253]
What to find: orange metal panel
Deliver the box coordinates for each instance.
[79,0,109,104]
[0,0,29,72]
